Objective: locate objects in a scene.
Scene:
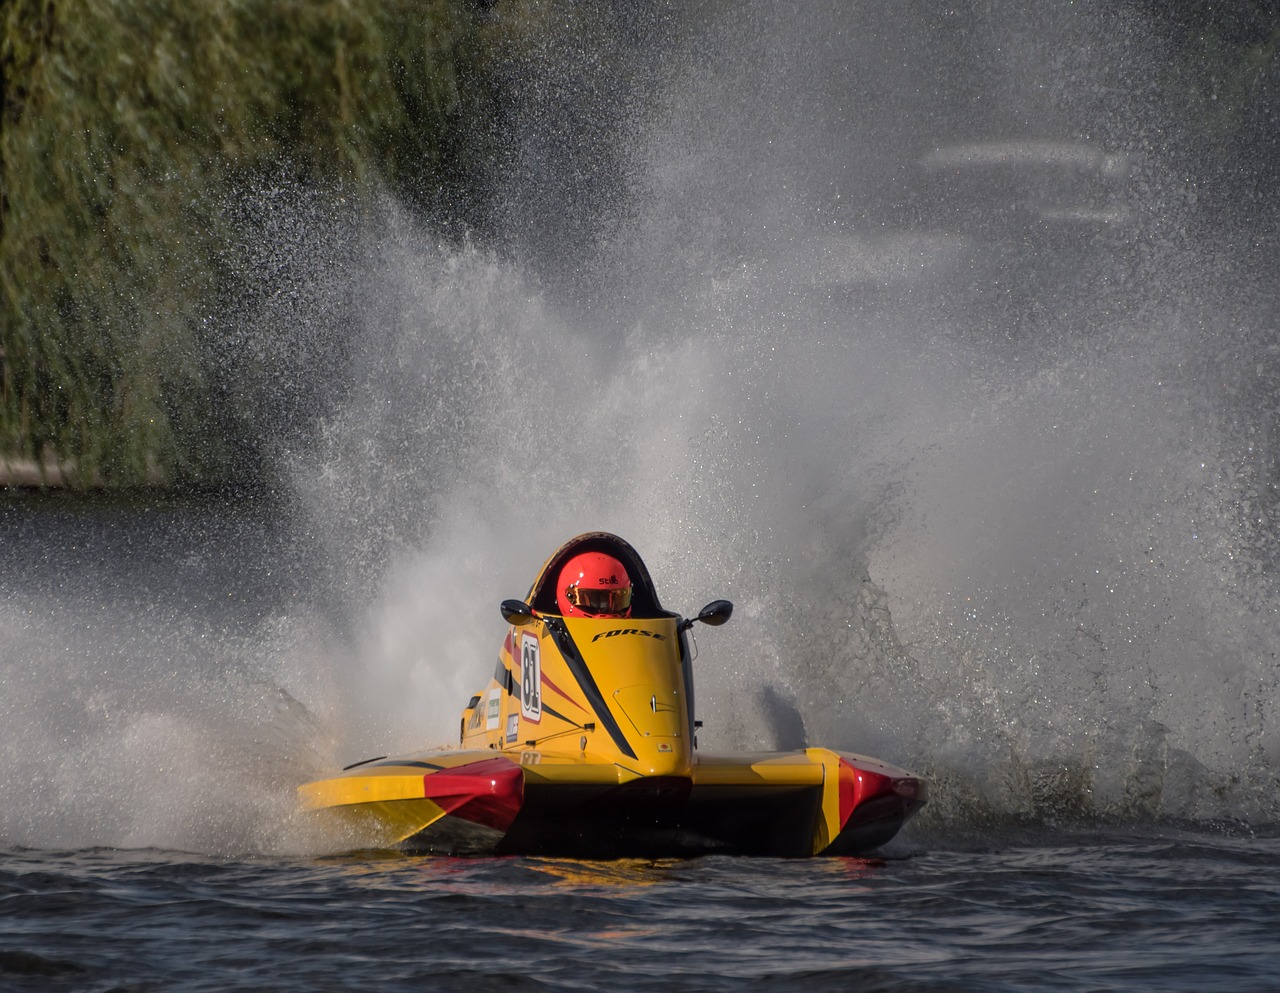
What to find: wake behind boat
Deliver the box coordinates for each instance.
[299,532,926,857]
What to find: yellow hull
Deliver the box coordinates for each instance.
[299,746,925,857]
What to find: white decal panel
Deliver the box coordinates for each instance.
[486,690,501,730]
[520,632,542,722]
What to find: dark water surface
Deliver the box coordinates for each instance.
[3,833,1278,993]
[4,495,1278,990]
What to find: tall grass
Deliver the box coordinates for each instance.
[0,0,510,486]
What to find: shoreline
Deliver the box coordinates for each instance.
[0,455,75,488]
[0,452,173,490]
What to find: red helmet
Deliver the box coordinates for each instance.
[557,552,633,618]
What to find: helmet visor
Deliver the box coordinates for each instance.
[565,583,632,615]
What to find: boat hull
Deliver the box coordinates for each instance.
[299,747,926,858]
[299,534,927,858]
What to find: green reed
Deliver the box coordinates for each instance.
[0,0,517,486]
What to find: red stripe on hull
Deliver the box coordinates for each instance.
[420,757,524,831]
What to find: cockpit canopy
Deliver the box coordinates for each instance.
[526,532,667,618]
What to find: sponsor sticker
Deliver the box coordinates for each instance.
[590,628,666,643]
[486,691,501,731]
[506,712,519,744]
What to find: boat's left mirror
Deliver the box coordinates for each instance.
[500,599,536,625]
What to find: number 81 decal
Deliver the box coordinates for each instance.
[520,631,542,722]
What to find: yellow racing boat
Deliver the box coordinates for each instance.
[299,532,926,857]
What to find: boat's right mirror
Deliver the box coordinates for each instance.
[500,599,536,625]
[695,599,733,627]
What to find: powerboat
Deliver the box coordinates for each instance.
[299,532,926,857]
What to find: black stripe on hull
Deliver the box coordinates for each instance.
[369,759,447,771]
[544,618,637,760]
[539,702,575,726]
[493,659,517,698]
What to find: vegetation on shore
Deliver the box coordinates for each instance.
[0,0,538,487]
[1,0,1276,489]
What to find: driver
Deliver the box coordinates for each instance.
[557,552,633,618]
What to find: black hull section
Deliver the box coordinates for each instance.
[397,778,922,859]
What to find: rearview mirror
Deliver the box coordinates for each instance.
[500,599,536,625]
[679,599,733,632]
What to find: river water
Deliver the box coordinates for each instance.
[1,488,1276,990]
[2,832,1277,993]
[3,1,1279,989]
